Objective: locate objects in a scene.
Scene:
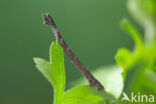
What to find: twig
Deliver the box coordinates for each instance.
[42,13,104,91]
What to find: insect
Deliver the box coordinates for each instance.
[43,13,104,91]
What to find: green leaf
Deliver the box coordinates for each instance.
[116,19,146,69]
[34,40,65,104]
[49,40,66,94]
[62,85,106,104]
[115,48,133,69]
[120,19,143,46]
[33,58,56,86]
[34,41,116,104]
[70,65,123,100]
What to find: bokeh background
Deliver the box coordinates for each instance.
[0,0,141,104]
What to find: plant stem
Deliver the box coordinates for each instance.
[42,13,104,91]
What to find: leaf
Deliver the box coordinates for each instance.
[115,48,133,69]
[120,19,143,46]
[33,58,56,86]
[62,85,105,104]
[116,19,146,69]
[49,40,66,95]
[121,59,156,97]
[34,40,65,104]
[34,41,115,104]
[70,65,124,100]
[115,47,144,70]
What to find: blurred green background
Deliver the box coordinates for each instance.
[0,0,140,104]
